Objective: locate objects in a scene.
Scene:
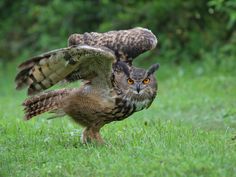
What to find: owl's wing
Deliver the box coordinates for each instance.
[15,45,115,95]
[68,27,157,65]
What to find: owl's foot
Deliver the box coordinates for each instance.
[81,127,104,144]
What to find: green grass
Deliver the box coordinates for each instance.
[0,58,236,177]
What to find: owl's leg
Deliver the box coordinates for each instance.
[81,126,104,144]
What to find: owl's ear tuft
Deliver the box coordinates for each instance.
[147,63,160,76]
[114,61,130,76]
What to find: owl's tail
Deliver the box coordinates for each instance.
[23,89,70,120]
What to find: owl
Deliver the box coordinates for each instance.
[15,27,160,144]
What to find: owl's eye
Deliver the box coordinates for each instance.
[127,78,134,85]
[143,78,150,84]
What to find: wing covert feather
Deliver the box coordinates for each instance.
[68,27,157,65]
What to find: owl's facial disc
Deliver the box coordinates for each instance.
[127,77,150,94]
[114,62,159,96]
[127,63,160,95]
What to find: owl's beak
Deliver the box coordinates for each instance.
[136,84,141,93]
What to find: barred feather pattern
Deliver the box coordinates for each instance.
[23,89,72,120]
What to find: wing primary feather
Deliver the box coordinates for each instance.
[15,45,116,95]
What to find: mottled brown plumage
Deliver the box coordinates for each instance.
[15,27,159,144]
[68,27,157,65]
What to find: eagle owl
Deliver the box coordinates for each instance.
[15,27,159,144]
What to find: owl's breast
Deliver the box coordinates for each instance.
[121,92,155,112]
[132,99,152,111]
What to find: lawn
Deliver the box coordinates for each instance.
[0,58,236,177]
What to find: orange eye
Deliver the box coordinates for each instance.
[143,78,150,84]
[127,78,134,85]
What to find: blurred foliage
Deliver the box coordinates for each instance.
[0,0,235,64]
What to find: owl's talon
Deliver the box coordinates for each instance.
[81,127,105,144]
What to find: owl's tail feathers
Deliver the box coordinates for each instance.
[23,89,70,120]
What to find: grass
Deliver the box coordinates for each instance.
[0,58,236,177]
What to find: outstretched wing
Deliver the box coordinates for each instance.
[68,27,157,65]
[15,45,115,95]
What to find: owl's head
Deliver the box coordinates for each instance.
[113,62,159,100]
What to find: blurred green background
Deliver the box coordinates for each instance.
[0,1,236,176]
[0,0,235,66]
